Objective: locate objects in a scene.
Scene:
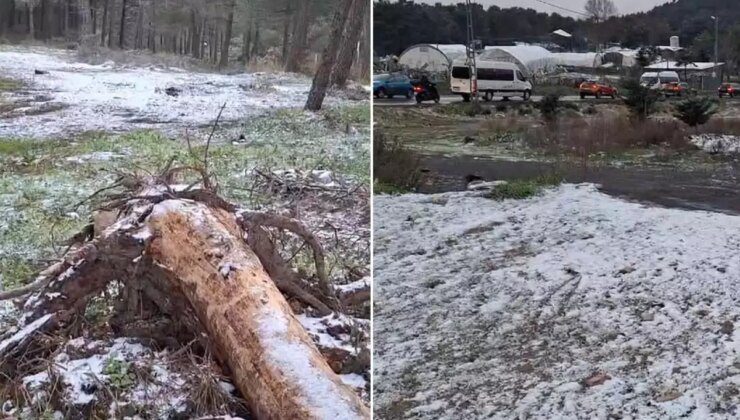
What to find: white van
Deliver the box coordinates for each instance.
[450,59,532,102]
[640,71,680,89]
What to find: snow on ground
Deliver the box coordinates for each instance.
[691,134,740,155]
[0,46,355,138]
[373,184,740,419]
[9,337,212,419]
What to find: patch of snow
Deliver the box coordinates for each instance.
[374,183,740,419]
[467,180,508,191]
[0,313,53,354]
[297,313,360,354]
[0,47,362,138]
[690,134,740,155]
[340,373,366,390]
[20,337,192,418]
[258,309,365,419]
[64,152,126,164]
[335,277,370,294]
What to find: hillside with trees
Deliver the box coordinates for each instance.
[0,0,370,79]
[374,0,739,73]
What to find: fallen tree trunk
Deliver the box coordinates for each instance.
[0,187,369,419]
[146,200,369,419]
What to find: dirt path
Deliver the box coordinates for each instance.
[420,155,740,215]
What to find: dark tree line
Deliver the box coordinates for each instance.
[374,0,740,74]
[0,0,371,79]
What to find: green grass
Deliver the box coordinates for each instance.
[0,104,369,290]
[373,180,412,195]
[435,102,491,118]
[488,174,563,200]
[0,77,23,92]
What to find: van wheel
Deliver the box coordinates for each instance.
[406,89,413,99]
[580,93,586,99]
[595,92,601,99]
[483,92,493,102]
[462,94,471,103]
[523,90,531,101]
[377,88,386,99]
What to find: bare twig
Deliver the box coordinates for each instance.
[204,102,227,175]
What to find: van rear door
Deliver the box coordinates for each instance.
[450,66,471,94]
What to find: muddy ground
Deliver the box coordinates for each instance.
[374,103,740,214]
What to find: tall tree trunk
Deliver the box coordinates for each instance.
[190,11,200,59]
[219,2,235,69]
[243,23,252,63]
[305,0,353,111]
[330,0,368,87]
[281,0,293,65]
[118,0,127,48]
[285,0,310,72]
[28,4,35,38]
[251,22,260,58]
[77,0,91,43]
[91,0,97,35]
[101,0,109,46]
[359,16,370,80]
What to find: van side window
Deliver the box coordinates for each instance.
[478,68,514,81]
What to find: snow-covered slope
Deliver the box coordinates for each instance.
[374,184,740,419]
[0,47,351,138]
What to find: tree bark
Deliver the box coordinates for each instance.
[285,0,310,72]
[219,1,235,69]
[359,16,370,80]
[28,4,35,38]
[330,0,368,87]
[281,0,293,65]
[118,0,127,48]
[305,0,353,111]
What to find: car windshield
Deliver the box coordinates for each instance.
[642,77,659,85]
[374,74,391,82]
[661,76,679,84]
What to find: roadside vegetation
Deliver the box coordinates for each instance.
[373,130,424,194]
[375,98,739,167]
[487,174,563,200]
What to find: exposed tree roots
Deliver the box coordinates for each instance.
[0,173,370,419]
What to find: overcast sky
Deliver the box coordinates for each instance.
[413,0,672,18]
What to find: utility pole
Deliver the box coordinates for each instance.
[465,0,478,102]
[711,15,718,79]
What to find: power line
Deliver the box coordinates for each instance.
[531,0,590,17]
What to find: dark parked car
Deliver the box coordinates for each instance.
[718,83,739,98]
[373,74,414,99]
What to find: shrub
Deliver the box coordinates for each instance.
[488,174,563,200]
[621,78,659,120]
[373,130,424,194]
[673,96,718,127]
[537,94,561,122]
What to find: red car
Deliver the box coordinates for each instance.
[662,82,687,97]
[718,83,739,98]
[579,81,618,99]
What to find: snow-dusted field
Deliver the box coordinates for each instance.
[373,184,740,419]
[0,47,347,138]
